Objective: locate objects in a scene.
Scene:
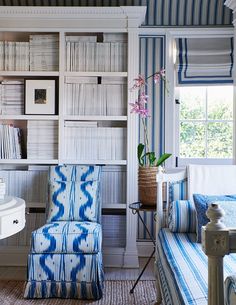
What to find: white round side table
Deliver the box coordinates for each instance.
[0,196,25,239]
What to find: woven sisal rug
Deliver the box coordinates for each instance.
[0,280,157,305]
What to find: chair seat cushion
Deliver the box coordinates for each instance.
[31,221,102,254]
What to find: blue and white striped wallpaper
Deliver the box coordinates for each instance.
[138,35,165,240]
[0,0,232,27]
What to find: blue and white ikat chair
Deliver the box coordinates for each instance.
[24,165,104,300]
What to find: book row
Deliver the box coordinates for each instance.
[0,34,59,71]
[66,39,127,72]
[0,80,24,115]
[0,124,23,159]
[64,123,127,160]
[27,121,58,160]
[65,78,127,116]
[0,77,127,116]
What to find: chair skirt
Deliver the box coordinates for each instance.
[24,252,104,299]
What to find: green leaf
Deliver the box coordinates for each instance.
[137,143,145,166]
[144,152,156,166]
[156,153,172,166]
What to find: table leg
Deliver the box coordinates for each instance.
[130,247,155,293]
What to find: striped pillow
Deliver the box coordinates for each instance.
[169,179,188,203]
[168,200,196,233]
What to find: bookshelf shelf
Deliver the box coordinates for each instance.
[64,72,128,77]
[0,71,59,77]
[0,115,59,120]
[60,159,127,165]
[63,115,127,121]
[0,159,58,164]
[102,203,126,209]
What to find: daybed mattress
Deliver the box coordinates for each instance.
[157,228,236,305]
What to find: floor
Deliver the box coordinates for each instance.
[0,258,155,281]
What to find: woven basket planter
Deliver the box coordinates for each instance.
[138,166,158,206]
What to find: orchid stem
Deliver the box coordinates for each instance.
[141,117,150,166]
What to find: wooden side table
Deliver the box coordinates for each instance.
[129,202,156,293]
[0,196,25,239]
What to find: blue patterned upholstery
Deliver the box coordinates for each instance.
[24,165,103,300]
[49,165,101,182]
[31,221,102,254]
[47,181,100,222]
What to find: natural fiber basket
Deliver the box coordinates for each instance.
[138,166,158,206]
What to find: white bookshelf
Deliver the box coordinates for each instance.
[0,6,146,268]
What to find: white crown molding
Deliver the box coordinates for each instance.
[121,6,146,25]
[0,6,146,25]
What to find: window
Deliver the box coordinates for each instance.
[176,85,233,166]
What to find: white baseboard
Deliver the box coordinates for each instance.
[0,242,153,267]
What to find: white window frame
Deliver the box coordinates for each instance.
[164,28,235,169]
[175,85,234,167]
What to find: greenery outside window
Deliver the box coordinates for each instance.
[176,85,233,166]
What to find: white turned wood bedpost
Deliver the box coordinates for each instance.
[202,204,229,305]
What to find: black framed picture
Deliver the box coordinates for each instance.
[24,79,56,115]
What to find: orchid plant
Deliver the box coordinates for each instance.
[129,69,171,167]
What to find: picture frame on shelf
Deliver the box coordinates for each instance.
[24,79,56,115]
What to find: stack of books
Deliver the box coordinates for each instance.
[64,76,127,116]
[0,80,24,115]
[0,41,29,71]
[30,34,59,71]
[0,124,23,159]
[66,35,127,72]
[27,121,58,159]
[64,121,126,160]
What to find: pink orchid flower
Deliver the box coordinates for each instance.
[154,73,161,84]
[129,100,149,118]
[139,92,149,105]
[131,75,145,90]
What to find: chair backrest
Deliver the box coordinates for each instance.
[46,165,101,223]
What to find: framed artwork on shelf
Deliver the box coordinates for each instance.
[24,79,56,115]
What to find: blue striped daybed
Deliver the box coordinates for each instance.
[157,228,236,305]
[155,165,236,305]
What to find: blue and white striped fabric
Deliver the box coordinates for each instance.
[169,179,188,203]
[156,228,236,305]
[176,37,234,85]
[138,35,165,240]
[31,221,102,254]
[225,274,236,305]
[168,200,196,233]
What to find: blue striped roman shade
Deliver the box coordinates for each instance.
[176,37,234,84]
